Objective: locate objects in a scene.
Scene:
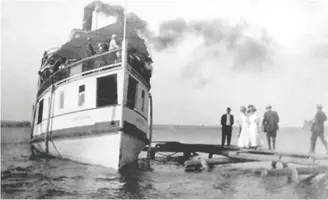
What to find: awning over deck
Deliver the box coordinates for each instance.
[53,22,150,60]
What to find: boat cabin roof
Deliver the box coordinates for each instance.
[53,21,150,60]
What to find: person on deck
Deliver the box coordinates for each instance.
[86,37,95,56]
[262,105,279,150]
[309,104,328,154]
[109,34,120,61]
[97,43,107,54]
[221,107,234,146]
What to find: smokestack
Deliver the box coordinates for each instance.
[82,1,125,31]
[82,2,96,31]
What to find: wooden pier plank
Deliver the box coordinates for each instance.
[143,141,328,168]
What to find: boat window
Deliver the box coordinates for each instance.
[37,99,44,124]
[141,90,145,112]
[59,91,64,109]
[78,85,85,106]
[97,74,118,107]
[127,76,138,109]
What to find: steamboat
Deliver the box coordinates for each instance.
[30,1,153,174]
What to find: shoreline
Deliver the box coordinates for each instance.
[1,121,31,128]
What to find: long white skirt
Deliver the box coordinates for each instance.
[249,123,263,147]
[238,123,250,148]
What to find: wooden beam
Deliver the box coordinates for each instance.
[223,152,328,167]
[239,149,328,160]
[185,157,255,168]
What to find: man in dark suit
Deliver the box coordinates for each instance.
[262,105,279,150]
[221,107,234,146]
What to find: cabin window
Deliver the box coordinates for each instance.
[97,74,117,107]
[59,91,64,109]
[78,85,85,106]
[127,76,138,109]
[141,90,145,112]
[37,99,44,124]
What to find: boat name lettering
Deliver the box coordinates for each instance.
[73,115,91,120]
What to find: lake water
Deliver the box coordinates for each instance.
[1,126,328,199]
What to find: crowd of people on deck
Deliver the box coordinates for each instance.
[220,104,328,154]
[38,34,153,86]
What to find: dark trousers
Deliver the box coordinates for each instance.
[222,126,232,146]
[310,131,328,153]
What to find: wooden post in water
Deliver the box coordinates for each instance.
[147,93,153,168]
[30,79,41,143]
[45,84,55,153]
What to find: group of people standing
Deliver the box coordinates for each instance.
[221,105,279,150]
[220,104,328,154]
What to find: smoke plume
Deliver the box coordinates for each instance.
[84,1,272,75]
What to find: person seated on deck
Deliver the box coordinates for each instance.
[94,43,107,68]
[97,43,106,54]
[109,34,121,62]
[144,56,153,78]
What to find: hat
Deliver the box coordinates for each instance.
[112,34,117,38]
[265,104,272,109]
[247,105,257,112]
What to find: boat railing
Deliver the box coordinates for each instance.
[40,47,60,70]
[37,48,122,96]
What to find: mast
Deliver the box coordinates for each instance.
[120,0,128,130]
[121,0,128,69]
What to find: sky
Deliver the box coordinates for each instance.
[1,0,328,127]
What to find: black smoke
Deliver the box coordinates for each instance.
[83,1,273,75]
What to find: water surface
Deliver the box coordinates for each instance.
[1,126,328,198]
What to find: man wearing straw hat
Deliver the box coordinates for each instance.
[310,104,328,154]
[262,105,279,150]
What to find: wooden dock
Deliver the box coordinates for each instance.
[143,141,328,184]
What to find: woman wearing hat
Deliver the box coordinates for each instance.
[248,105,262,149]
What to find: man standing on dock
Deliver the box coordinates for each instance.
[221,107,234,146]
[310,104,328,154]
[262,105,279,150]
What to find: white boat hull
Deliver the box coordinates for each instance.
[32,131,147,173]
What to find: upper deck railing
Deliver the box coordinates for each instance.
[37,48,151,97]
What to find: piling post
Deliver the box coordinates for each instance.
[45,84,55,153]
[147,94,153,169]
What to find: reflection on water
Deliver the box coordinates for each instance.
[1,127,328,199]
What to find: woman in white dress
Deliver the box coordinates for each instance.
[247,105,262,149]
[237,106,250,148]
